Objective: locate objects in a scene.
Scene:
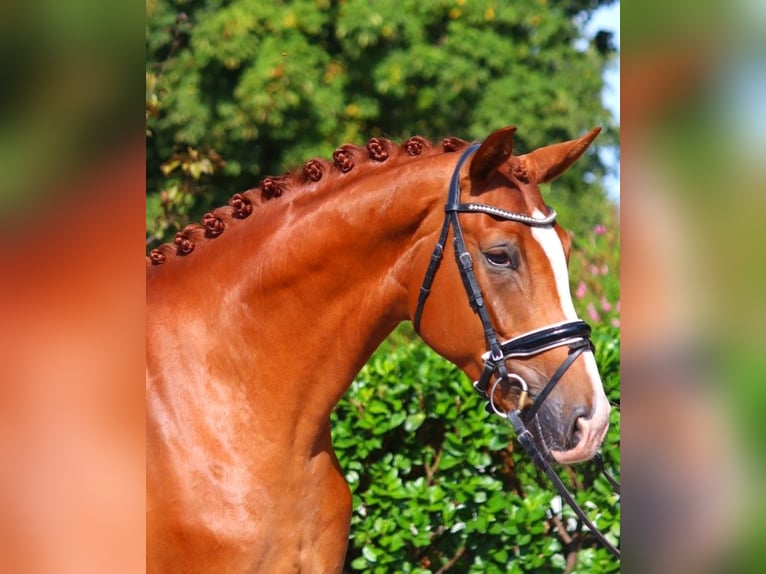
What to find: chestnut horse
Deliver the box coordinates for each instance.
[146,126,610,572]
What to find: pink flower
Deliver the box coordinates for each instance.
[600,297,612,312]
[586,302,600,322]
[594,224,606,236]
[575,281,587,299]
[611,318,621,328]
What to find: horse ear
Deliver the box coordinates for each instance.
[469,126,517,182]
[516,127,601,184]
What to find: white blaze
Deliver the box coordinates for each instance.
[529,210,578,321]
[530,210,611,462]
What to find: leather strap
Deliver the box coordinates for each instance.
[508,411,621,559]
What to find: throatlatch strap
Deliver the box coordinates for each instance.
[413,215,451,333]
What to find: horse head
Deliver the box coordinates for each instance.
[413,126,610,465]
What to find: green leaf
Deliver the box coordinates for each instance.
[404,412,426,432]
[361,545,378,563]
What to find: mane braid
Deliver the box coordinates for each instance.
[147,134,469,267]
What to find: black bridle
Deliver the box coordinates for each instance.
[413,143,620,559]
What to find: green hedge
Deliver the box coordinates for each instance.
[332,324,620,573]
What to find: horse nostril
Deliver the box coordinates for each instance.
[568,406,591,448]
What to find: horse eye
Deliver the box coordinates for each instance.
[485,250,517,270]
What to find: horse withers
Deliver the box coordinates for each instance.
[146,126,609,572]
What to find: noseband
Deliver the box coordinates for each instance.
[413,143,620,559]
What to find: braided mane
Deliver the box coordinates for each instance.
[147,135,469,267]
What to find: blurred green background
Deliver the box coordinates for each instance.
[622,1,766,573]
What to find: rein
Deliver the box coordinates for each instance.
[413,144,620,559]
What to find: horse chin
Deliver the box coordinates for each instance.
[550,443,597,465]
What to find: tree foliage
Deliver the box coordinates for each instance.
[146,0,618,245]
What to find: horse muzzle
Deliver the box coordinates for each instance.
[472,319,609,461]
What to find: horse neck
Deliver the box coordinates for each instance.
[153,152,456,429]
[252,156,453,370]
